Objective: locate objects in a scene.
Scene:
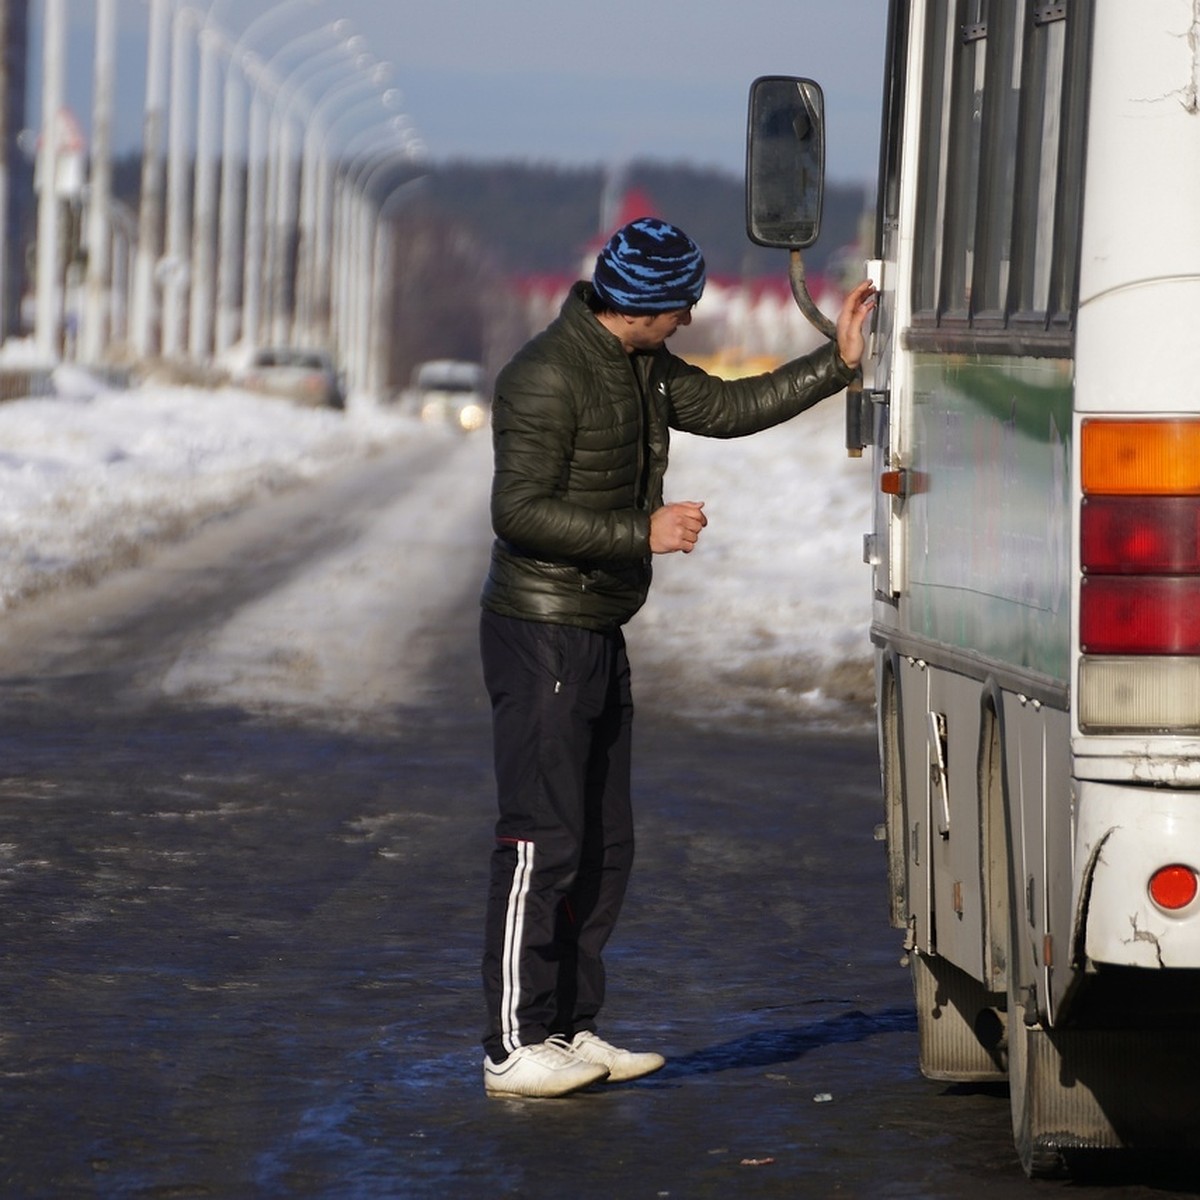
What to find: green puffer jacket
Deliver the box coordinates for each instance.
[481,281,856,632]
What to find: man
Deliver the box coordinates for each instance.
[479,216,876,1098]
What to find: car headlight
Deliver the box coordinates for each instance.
[457,403,487,432]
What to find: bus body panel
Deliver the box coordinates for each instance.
[1077,283,1200,421]
[925,669,987,977]
[1077,2,1200,349]
[1071,738,1200,783]
[897,655,933,949]
[1001,691,1057,1017]
[905,355,1072,679]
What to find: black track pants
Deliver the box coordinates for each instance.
[479,610,635,1062]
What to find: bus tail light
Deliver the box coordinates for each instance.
[1081,420,1200,495]
[1148,864,1198,912]
[1081,496,1200,574]
[1078,657,1200,731]
[1080,577,1200,654]
[1080,420,1200,732]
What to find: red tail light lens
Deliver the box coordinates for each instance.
[1081,497,1200,574]
[1081,577,1200,654]
[1148,865,1198,911]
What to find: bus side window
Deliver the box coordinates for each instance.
[1010,8,1069,321]
[912,3,953,320]
[972,4,1023,323]
[911,1,1090,342]
[939,1,987,321]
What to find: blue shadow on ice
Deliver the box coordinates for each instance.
[653,1006,917,1079]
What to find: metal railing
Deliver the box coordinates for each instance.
[0,368,55,402]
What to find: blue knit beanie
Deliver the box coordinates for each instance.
[591,217,707,314]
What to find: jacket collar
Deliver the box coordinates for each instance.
[561,282,634,361]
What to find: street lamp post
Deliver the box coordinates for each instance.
[34,0,66,362]
[161,2,202,360]
[240,58,273,352]
[131,0,171,360]
[108,200,138,347]
[81,0,116,364]
[186,11,229,362]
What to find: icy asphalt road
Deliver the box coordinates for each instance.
[0,430,1193,1197]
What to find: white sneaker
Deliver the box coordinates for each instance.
[570,1030,665,1083]
[483,1035,609,1098]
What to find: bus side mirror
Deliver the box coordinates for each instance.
[745,76,826,249]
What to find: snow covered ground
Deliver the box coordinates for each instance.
[0,366,875,730]
[632,403,875,730]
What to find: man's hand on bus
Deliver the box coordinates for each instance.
[835,279,878,371]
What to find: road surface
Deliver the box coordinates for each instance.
[0,435,1193,1197]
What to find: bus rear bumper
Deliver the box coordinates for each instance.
[1072,779,1200,969]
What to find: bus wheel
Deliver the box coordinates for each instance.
[1005,981,1069,1177]
[1005,844,1076,1178]
[1008,971,1200,1174]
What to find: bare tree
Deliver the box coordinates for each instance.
[382,209,523,393]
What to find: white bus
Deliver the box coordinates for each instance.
[748,0,1200,1178]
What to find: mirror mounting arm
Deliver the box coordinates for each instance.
[788,248,836,341]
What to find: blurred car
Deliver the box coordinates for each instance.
[235,347,345,410]
[410,360,488,432]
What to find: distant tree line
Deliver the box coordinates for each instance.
[409,160,869,281]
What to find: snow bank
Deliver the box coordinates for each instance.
[0,381,417,611]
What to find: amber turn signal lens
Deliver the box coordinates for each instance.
[1082,420,1200,495]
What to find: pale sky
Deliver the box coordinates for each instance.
[32,0,887,184]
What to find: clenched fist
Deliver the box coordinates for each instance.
[650,501,707,554]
